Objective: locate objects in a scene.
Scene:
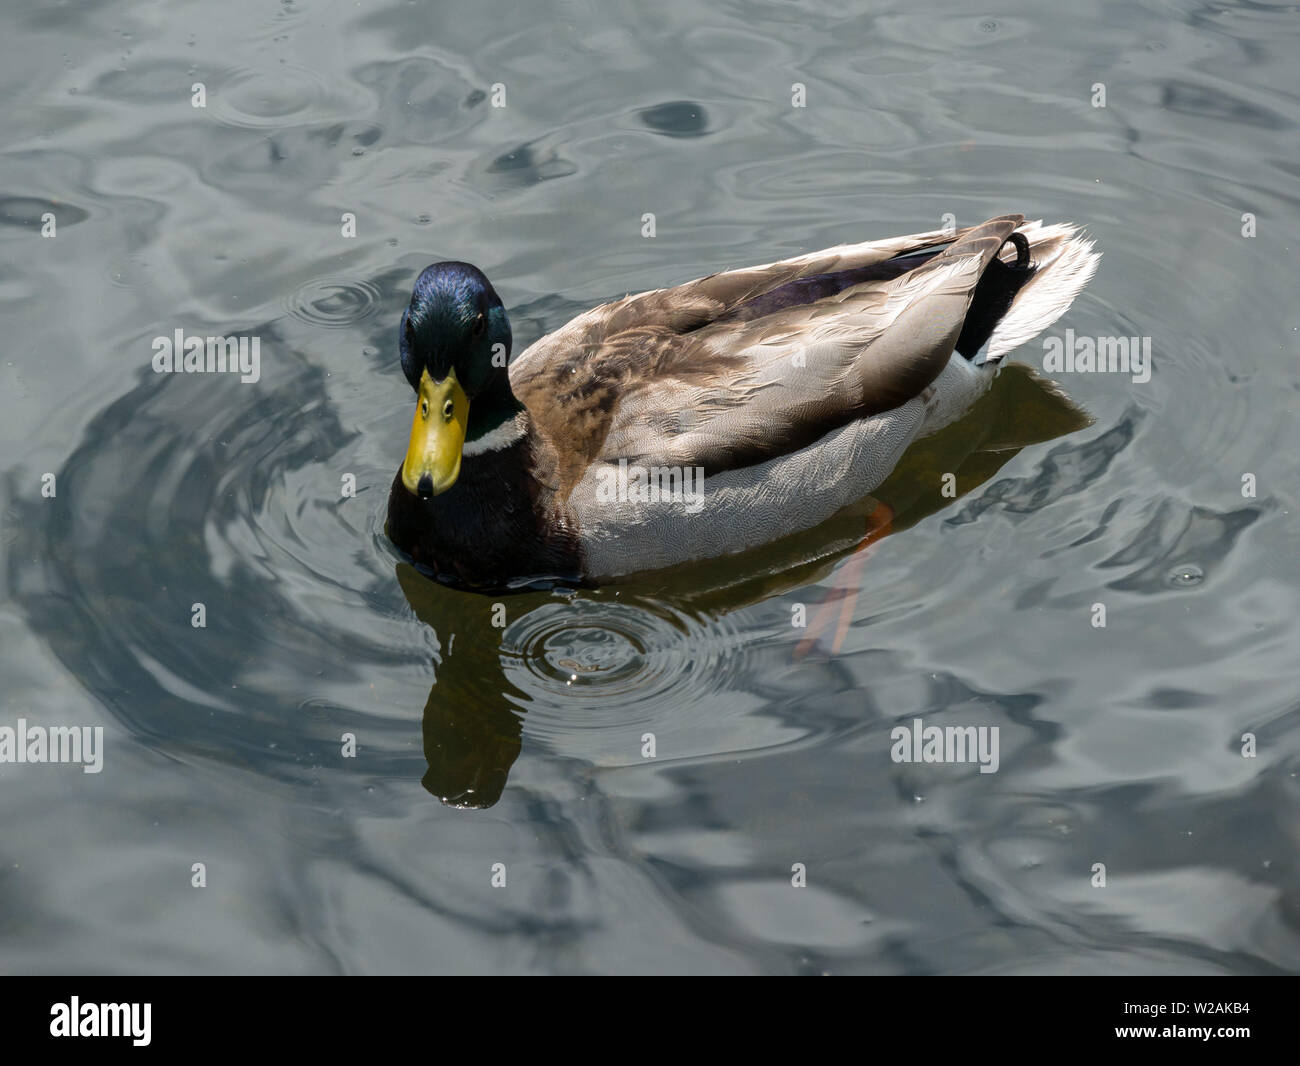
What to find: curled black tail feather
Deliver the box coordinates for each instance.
[955,232,1035,360]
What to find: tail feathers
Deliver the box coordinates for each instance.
[954,231,1035,360]
[983,221,1100,362]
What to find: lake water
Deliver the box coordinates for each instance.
[2,0,1298,974]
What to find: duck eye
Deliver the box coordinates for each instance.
[472,312,486,337]
[442,398,454,420]
[420,400,428,417]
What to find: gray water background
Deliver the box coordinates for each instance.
[1,0,1298,973]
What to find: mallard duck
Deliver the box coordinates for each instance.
[386,214,1098,589]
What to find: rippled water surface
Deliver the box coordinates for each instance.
[3,0,1299,974]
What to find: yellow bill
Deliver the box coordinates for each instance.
[402,368,468,496]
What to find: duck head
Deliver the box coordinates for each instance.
[398,262,515,497]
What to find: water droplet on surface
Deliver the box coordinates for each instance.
[1165,563,1204,588]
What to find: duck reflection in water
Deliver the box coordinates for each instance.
[396,365,1091,809]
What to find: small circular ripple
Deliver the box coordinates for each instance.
[207,65,365,130]
[105,254,150,289]
[283,275,383,329]
[499,597,751,753]
[1165,563,1205,588]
